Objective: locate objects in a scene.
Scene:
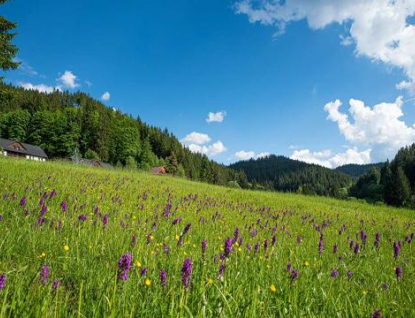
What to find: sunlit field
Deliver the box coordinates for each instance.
[0,156,414,317]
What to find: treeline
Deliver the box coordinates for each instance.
[335,163,384,179]
[350,144,415,208]
[0,83,247,186]
[229,155,352,197]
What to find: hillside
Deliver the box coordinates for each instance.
[336,163,385,178]
[0,82,243,186]
[229,155,353,196]
[0,156,414,317]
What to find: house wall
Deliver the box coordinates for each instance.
[1,151,46,161]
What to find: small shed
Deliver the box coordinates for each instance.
[0,138,48,161]
[150,166,166,175]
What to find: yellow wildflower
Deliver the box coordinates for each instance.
[208,278,213,284]
[305,261,310,266]
[64,245,70,252]
[135,261,142,268]
[145,278,151,286]
[270,284,277,293]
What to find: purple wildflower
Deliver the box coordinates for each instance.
[52,279,61,291]
[297,235,302,245]
[183,223,191,235]
[254,242,260,253]
[172,217,182,225]
[347,270,353,280]
[20,196,26,207]
[131,235,137,248]
[234,227,240,241]
[224,237,232,257]
[201,240,207,254]
[361,231,367,245]
[160,269,167,287]
[333,243,338,253]
[264,239,268,251]
[393,241,400,259]
[177,235,183,246]
[140,267,147,276]
[0,274,5,291]
[118,253,132,281]
[103,214,108,227]
[218,263,225,279]
[319,238,324,255]
[375,233,380,248]
[372,310,383,318]
[395,266,402,281]
[331,269,339,279]
[246,243,252,251]
[382,282,388,290]
[286,262,292,272]
[290,269,298,282]
[182,258,193,289]
[272,236,276,246]
[354,242,360,254]
[40,204,47,216]
[40,265,49,285]
[61,201,67,212]
[350,240,354,250]
[163,243,170,255]
[78,214,87,222]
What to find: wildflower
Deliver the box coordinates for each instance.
[218,263,226,279]
[131,235,137,248]
[52,279,61,291]
[40,204,47,216]
[61,201,67,212]
[290,269,299,282]
[177,235,184,246]
[270,284,277,293]
[234,227,240,241]
[246,243,252,251]
[183,223,191,235]
[64,245,69,252]
[20,196,26,207]
[372,309,383,318]
[224,237,232,257]
[333,244,338,253]
[201,240,207,254]
[160,269,167,287]
[163,243,170,255]
[374,233,380,248]
[207,278,213,284]
[318,238,324,255]
[118,253,132,281]
[395,266,402,281]
[182,258,193,289]
[305,260,310,266]
[272,236,276,246]
[0,274,5,291]
[331,269,339,279]
[39,252,46,259]
[393,241,400,259]
[135,261,141,268]
[347,271,353,280]
[102,214,108,227]
[286,262,292,272]
[354,242,360,254]
[40,265,49,285]
[382,282,388,290]
[145,278,151,286]
[254,242,260,253]
[361,231,367,245]
[78,214,87,222]
[264,239,268,251]
[141,267,147,276]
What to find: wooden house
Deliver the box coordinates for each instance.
[150,166,166,175]
[0,138,48,161]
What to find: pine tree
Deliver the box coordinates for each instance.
[0,0,20,78]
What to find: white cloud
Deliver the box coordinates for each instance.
[187,141,227,156]
[18,82,60,94]
[206,111,226,123]
[290,148,371,168]
[181,132,211,145]
[235,150,256,160]
[234,0,415,92]
[14,58,38,76]
[101,92,110,101]
[324,96,415,158]
[397,80,415,95]
[235,150,271,160]
[58,71,79,89]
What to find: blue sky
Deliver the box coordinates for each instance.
[2,0,415,167]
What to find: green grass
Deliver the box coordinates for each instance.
[0,156,414,317]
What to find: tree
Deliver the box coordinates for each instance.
[166,152,178,174]
[0,0,20,77]
[85,149,100,161]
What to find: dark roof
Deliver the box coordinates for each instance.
[0,138,48,158]
[71,157,113,169]
[150,166,166,174]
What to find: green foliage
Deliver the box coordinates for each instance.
[336,163,385,179]
[84,149,100,161]
[230,155,352,197]
[125,156,137,170]
[0,0,20,76]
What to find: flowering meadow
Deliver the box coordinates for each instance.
[0,157,414,317]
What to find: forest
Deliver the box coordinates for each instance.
[0,82,247,187]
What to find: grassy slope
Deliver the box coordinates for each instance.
[0,157,414,317]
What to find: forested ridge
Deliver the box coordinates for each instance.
[0,82,247,186]
[229,155,353,197]
[336,163,385,179]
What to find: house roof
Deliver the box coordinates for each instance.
[0,138,48,158]
[150,166,166,174]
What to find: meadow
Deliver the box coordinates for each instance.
[0,156,414,317]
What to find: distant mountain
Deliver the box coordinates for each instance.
[229,155,353,197]
[336,163,385,178]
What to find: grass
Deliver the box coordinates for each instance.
[0,156,414,317]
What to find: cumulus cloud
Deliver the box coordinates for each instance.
[235,150,256,160]
[18,82,60,94]
[58,71,79,89]
[181,132,211,145]
[101,92,110,101]
[206,111,226,123]
[181,132,227,156]
[234,0,415,92]
[324,96,415,158]
[235,150,271,160]
[290,148,371,168]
